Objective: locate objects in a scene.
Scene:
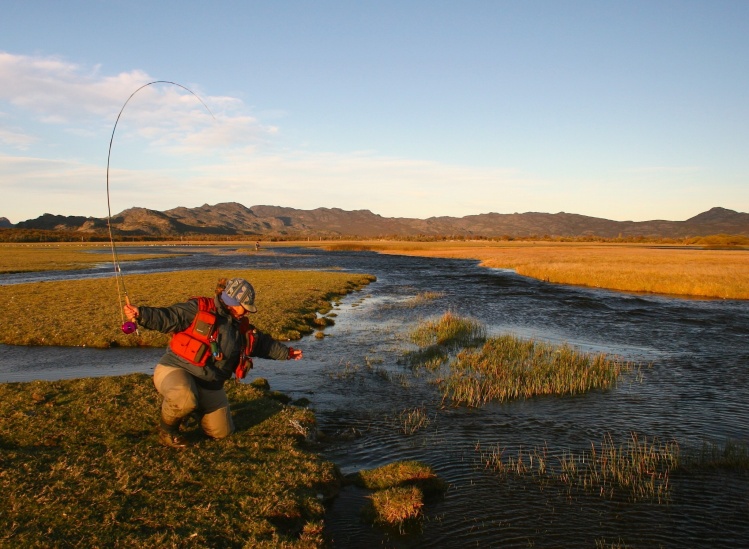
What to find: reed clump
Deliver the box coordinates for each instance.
[404,312,484,371]
[442,334,634,406]
[560,433,678,502]
[481,437,748,505]
[481,433,679,503]
[401,345,449,370]
[400,291,445,308]
[409,312,486,349]
[398,407,430,435]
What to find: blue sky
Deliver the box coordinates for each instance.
[1,0,747,223]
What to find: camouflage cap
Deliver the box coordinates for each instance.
[221,278,257,313]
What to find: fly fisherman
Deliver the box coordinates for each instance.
[123,277,303,448]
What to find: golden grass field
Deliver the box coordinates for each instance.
[0,242,180,273]
[0,268,375,348]
[312,240,749,299]
[3,239,747,303]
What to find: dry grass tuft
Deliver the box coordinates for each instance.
[365,486,424,528]
[351,460,447,531]
[409,311,486,349]
[351,460,447,498]
[398,407,430,435]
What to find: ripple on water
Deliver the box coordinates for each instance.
[2,246,748,547]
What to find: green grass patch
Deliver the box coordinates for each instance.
[0,269,375,348]
[441,333,635,406]
[683,439,749,471]
[347,461,447,531]
[0,374,337,547]
[406,314,634,406]
[363,486,425,530]
[382,291,445,310]
[348,460,447,498]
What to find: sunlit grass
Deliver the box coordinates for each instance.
[318,240,749,299]
[441,333,635,406]
[409,311,486,348]
[0,374,335,547]
[364,486,424,529]
[348,461,447,530]
[0,242,181,273]
[0,269,375,347]
[406,313,635,406]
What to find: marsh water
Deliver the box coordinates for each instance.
[1,246,748,547]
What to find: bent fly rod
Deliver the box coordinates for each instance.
[106,80,215,334]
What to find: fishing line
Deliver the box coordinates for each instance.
[106,80,216,334]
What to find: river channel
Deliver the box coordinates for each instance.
[1,245,748,547]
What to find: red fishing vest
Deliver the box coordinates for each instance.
[169,297,256,379]
[169,297,217,367]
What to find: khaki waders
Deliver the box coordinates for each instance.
[153,364,235,439]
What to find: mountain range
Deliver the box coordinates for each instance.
[5,204,749,239]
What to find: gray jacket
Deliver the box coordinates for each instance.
[138,296,291,389]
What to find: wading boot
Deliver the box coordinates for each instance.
[158,429,189,449]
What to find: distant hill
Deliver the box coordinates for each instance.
[0,217,11,229]
[6,204,749,239]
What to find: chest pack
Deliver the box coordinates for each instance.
[169,297,257,379]
[169,297,217,367]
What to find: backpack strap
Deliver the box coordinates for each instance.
[235,317,257,380]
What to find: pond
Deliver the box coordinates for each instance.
[1,246,748,547]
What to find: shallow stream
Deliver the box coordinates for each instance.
[1,246,748,547]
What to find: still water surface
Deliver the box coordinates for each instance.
[1,246,748,547]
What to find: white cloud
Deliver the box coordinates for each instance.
[2,51,737,224]
[0,52,272,155]
[0,127,36,149]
